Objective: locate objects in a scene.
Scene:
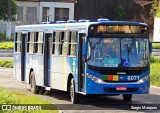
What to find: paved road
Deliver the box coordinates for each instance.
[0,68,160,113]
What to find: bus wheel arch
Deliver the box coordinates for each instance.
[29,68,34,84]
[67,73,74,92]
[30,70,39,94]
[70,78,80,104]
[67,73,80,104]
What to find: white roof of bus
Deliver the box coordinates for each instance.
[16,20,148,32]
[15,22,98,31]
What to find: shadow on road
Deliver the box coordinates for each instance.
[36,89,160,112]
[0,69,159,112]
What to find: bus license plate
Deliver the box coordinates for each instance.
[116,86,127,91]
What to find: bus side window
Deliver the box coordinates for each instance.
[53,31,60,55]
[52,32,55,54]
[59,31,65,55]
[34,32,38,53]
[15,32,21,52]
[37,32,44,54]
[69,31,77,56]
[27,32,34,54]
[34,31,44,54]
[61,31,69,55]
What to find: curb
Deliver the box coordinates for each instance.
[151,86,160,89]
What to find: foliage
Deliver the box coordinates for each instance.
[0,33,14,41]
[150,63,160,86]
[150,56,160,86]
[0,60,13,68]
[0,87,58,113]
[152,43,160,49]
[150,55,160,63]
[115,5,126,20]
[0,41,14,49]
[0,87,16,104]
[0,0,17,21]
[150,0,160,18]
[0,33,6,41]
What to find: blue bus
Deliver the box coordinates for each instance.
[14,19,150,103]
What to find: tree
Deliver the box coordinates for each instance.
[0,0,17,21]
[115,5,126,20]
[150,0,160,18]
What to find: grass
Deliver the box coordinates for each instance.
[152,43,160,49]
[150,55,160,63]
[150,63,160,86]
[150,56,160,86]
[0,87,58,113]
[0,41,14,49]
[0,60,13,68]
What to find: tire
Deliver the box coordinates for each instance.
[70,78,79,104]
[123,94,132,102]
[39,87,46,95]
[30,71,39,94]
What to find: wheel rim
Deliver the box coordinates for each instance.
[70,80,74,102]
[31,76,35,92]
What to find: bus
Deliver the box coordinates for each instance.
[14,19,151,104]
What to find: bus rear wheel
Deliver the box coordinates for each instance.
[122,94,132,102]
[30,72,39,94]
[70,78,79,104]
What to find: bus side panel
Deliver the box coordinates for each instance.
[51,56,72,91]
[14,53,21,81]
[33,55,44,86]
[25,54,33,84]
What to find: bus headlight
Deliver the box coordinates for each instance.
[87,73,104,84]
[137,75,150,84]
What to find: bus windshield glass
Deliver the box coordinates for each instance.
[87,37,149,68]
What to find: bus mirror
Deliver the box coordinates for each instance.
[149,42,152,53]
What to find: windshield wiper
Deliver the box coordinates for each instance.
[87,38,103,61]
[91,38,103,50]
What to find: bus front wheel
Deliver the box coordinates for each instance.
[122,94,132,102]
[70,78,79,104]
[30,72,39,94]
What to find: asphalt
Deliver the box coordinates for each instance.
[0,68,160,113]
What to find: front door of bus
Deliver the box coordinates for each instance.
[44,33,52,86]
[21,31,27,81]
[78,33,86,92]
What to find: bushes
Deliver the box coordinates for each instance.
[150,55,160,63]
[150,63,160,86]
[150,56,160,86]
[0,33,6,41]
[152,43,160,49]
[0,41,14,49]
[0,60,13,68]
[0,33,14,41]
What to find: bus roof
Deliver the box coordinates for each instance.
[15,21,148,32]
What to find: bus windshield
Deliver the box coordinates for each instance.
[87,37,149,68]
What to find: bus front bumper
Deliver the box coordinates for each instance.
[86,76,150,95]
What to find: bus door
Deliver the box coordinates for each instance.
[21,31,28,81]
[78,33,86,92]
[44,33,52,87]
